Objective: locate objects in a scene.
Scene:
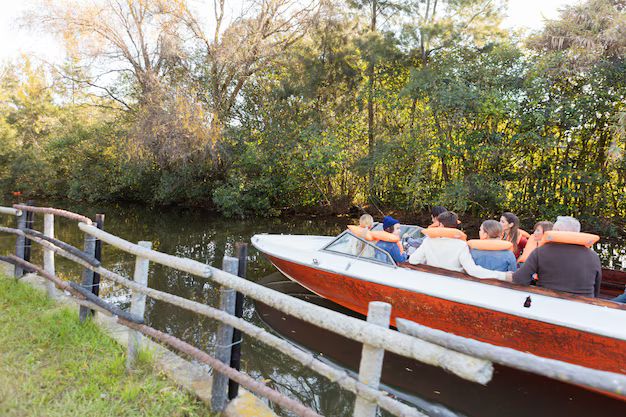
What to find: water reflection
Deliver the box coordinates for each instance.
[0,200,624,416]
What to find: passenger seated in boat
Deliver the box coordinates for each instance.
[518,221,553,264]
[375,216,407,264]
[469,220,517,272]
[355,214,374,238]
[347,214,375,257]
[500,212,527,259]
[428,206,448,228]
[614,292,626,303]
[409,211,508,280]
[510,216,602,297]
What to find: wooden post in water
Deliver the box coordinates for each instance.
[353,301,391,417]
[23,200,34,264]
[79,223,97,323]
[228,243,247,400]
[43,213,55,298]
[210,256,238,412]
[92,214,105,298]
[127,241,152,370]
[14,205,26,278]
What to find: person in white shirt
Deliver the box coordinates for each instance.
[409,211,509,281]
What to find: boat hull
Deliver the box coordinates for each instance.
[255,273,626,416]
[265,253,626,380]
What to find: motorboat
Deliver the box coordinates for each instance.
[254,272,626,417]
[251,224,626,398]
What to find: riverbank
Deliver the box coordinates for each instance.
[0,270,279,417]
[0,274,215,417]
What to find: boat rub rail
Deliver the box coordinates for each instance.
[399,263,626,311]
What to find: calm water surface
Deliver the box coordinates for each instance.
[0,199,624,416]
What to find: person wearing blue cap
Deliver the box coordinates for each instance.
[376,215,408,264]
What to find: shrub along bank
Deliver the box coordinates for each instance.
[2,0,625,231]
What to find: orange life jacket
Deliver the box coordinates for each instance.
[422,228,467,241]
[467,239,513,251]
[538,231,600,248]
[347,225,374,241]
[517,235,539,263]
[370,230,404,254]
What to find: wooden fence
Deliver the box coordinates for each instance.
[0,203,625,417]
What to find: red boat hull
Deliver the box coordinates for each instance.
[265,254,626,380]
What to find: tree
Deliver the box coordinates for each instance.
[180,0,323,133]
[348,0,409,192]
[401,0,507,185]
[0,58,58,152]
[401,0,507,66]
[527,0,626,174]
[528,0,626,72]
[27,0,323,167]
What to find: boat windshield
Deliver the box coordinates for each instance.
[322,231,396,266]
[371,223,425,239]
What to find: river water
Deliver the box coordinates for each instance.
[0,199,624,416]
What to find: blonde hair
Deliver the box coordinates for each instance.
[359,214,374,228]
[482,220,503,239]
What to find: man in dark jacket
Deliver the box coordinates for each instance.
[510,216,602,298]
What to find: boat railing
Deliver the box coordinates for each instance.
[1,204,625,416]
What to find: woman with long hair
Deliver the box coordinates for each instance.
[500,212,527,259]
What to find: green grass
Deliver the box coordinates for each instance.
[0,276,217,417]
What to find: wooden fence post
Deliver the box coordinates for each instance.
[127,241,152,370]
[92,214,105,298]
[23,200,34,264]
[353,301,392,417]
[43,213,55,298]
[79,227,97,323]
[228,242,247,400]
[14,205,25,278]
[210,256,239,412]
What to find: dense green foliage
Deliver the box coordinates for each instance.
[1,0,626,230]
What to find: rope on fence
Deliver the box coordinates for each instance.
[30,240,428,417]
[118,318,323,417]
[13,205,93,225]
[69,282,144,324]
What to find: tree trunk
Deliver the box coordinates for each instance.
[367,0,377,196]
